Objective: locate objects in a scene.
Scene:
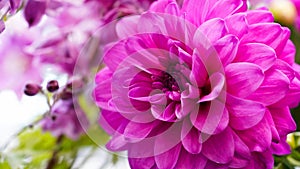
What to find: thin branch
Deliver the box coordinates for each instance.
[45,135,64,169]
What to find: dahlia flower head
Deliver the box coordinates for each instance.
[94,0,300,168]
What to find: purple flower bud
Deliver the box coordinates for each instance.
[47,80,59,92]
[60,89,72,100]
[24,0,47,27]
[24,83,41,96]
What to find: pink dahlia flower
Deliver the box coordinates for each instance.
[94,0,300,168]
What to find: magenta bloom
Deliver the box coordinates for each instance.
[94,0,300,168]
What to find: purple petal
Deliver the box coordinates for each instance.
[149,0,171,13]
[269,106,296,137]
[181,0,217,25]
[265,109,280,143]
[204,161,228,169]
[278,40,296,66]
[214,35,239,66]
[116,15,139,38]
[99,109,129,135]
[207,0,245,20]
[154,144,181,169]
[246,9,274,24]
[106,134,128,151]
[197,18,228,43]
[273,27,290,56]
[124,120,155,142]
[202,128,234,164]
[9,0,22,13]
[274,77,300,108]
[178,83,199,119]
[247,69,290,106]
[236,116,272,152]
[225,62,264,98]
[154,122,182,157]
[241,23,282,49]
[271,59,295,81]
[129,157,155,169]
[227,94,265,130]
[235,43,276,71]
[103,41,128,71]
[24,0,47,27]
[245,150,274,169]
[190,49,208,87]
[225,13,248,38]
[94,69,114,110]
[229,131,251,168]
[165,1,180,15]
[198,72,225,102]
[181,119,202,154]
[175,149,207,169]
[191,100,229,134]
[271,136,291,156]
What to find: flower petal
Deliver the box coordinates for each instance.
[191,100,228,135]
[181,0,217,25]
[124,120,155,142]
[116,15,139,38]
[245,150,274,169]
[154,144,181,169]
[229,131,251,168]
[271,136,291,156]
[235,43,276,71]
[198,72,225,102]
[181,119,202,154]
[274,77,300,108]
[94,68,114,111]
[246,8,274,24]
[106,134,128,151]
[190,49,208,87]
[225,13,248,38]
[236,116,272,152]
[225,62,264,98]
[226,94,265,130]
[99,109,129,135]
[202,128,234,164]
[247,69,290,105]
[278,40,296,66]
[214,35,239,66]
[197,18,228,43]
[269,106,296,137]
[24,0,47,26]
[207,0,245,20]
[241,23,282,49]
[175,149,207,169]
[129,157,155,169]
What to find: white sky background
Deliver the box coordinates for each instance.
[0,91,48,149]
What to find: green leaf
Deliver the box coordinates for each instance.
[16,128,56,151]
[0,160,12,169]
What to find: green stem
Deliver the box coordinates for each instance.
[45,135,63,169]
